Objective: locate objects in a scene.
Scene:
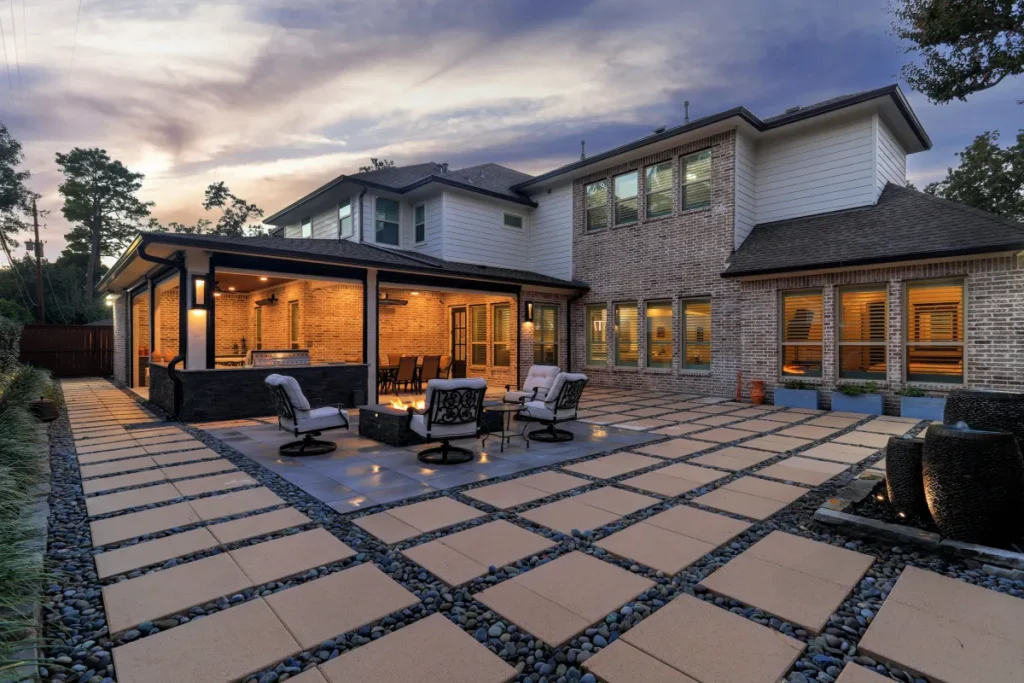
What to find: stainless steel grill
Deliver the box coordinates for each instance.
[247,349,311,367]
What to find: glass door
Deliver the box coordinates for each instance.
[451,307,467,378]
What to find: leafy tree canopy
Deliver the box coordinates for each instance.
[0,122,31,214]
[892,0,1024,104]
[358,158,396,173]
[147,182,263,236]
[925,130,1024,221]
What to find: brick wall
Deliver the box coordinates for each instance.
[518,289,571,388]
[156,287,179,356]
[112,294,127,384]
[738,255,1024,410]
[571,131,742,395]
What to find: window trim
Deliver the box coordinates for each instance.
[502,212,525,231]
[374,197,401,246]
[680,150,712,211]
[533,304,559,366]
[644,161,674,219]
[614,302,639,368]
[338,199,353,239]
[780,288,824,378]
[645,300,674,369]
[585,304,608,366]
[681,298,712,371]
[903,278,967,385]
[469,304,487,367]
[836,284,888,380]
[585,180,610,232]
[413,203,426,244]
[492,302,511,367]
[300,216,312,239]
[612,171,639,227]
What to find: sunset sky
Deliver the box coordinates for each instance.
[0,0,1020,261]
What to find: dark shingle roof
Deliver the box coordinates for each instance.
[345,162,444,187]
[129,232,586,290]
[723,184,1024,277]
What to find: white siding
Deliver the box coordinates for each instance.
[527,183,572,281]
[734,132,756,247]
[441,191,529,269]
[311,206,337,239]
[283,223,302,238]
[875,116,907,197]
[413,196,444,258]
[754,114,876,223]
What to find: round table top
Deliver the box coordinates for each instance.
[484,403,523,413]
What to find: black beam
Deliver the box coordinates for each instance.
[210,252,367,283]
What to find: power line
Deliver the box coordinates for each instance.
[0,12,14,104]
[7,0,20,93]
[18,0,24,64]
[65,0,83,100]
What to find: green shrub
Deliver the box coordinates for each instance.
[784,380,809,390]
[0,315,22,376]
[898,386,926,397]
[838,381,880,397]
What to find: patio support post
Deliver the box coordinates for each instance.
[366,268,378,405]
[184,251,209,370]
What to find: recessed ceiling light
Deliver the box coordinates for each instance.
[259,277,268,282]
[228,286,236,291]
[411,291,420,295]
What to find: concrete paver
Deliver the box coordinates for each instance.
[189,487,286,521]
[635,438,712,460]
[858,420,914,436]
[82,469,166,495]
[802,442,879,464]
[173,472,258,497]
[79,456,158,479]
[230,528,355,585]
[643,505,751,544]
[90,502,201,547]
[563,452,663,478]
[757,456,848,485]
[596,521,715,574]
[208,508,312,545]
[777,424,839,440]
[159,459,237,480]
[85,483,182,517]
[690,427,753,443]
[151,448,223,465]
[519,497,622,535]
[835,663,892,683]
[584,640,698,683]
[692,488,791,520]
[689,446,777,471]
[569,487,659,515]
[95,528,219,579]
[463,472,587,508]
[743,434,812,452]
[834,431,890,449]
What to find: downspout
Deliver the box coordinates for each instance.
[138,241,187,418]
[566,290,587,373]
[357,185,368,243]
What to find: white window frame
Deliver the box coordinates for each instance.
[585,180,610,232]
[502,212,525,231]
[338,199,353,239]
[300,216,312,239]
[613,171,639,227]
[414,203,426,244]
[374,197,400,246]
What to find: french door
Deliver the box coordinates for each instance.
[451,307,467,378]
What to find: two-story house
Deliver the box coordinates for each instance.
[101,84,1024,421]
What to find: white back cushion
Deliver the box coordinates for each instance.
[523,365,561,393]
[544,373,588,407]
[425,378,488,407]
[265,373,311,411]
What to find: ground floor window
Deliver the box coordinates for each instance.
[470,304,487,366]
[533,304,559,365]
[838,286,886,379]
[289,301,300,349]
[586,305,607,365]
[255,307,263,350]
[681,299,711,370]
[614,303,639,367]
[906,279,964,383]
[781,289,823,377]
[492,303,511,367]
[646,301,673,368]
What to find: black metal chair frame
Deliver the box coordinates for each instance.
[522,377,588,444]
[269,384,349,456]
[406,385,486,465]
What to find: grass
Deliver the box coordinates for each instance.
[0,365,51,676]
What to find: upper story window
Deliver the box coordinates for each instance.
[645,161,673,218]
[613,171,639,226]
[375,198,400,246]
[503,213,524,230]
[339,199,353,239]
[838,286,887,380]
[906,279,964,384]
[585,180,609,231]
[681,150,712,210]
[414,204,426,243]
[781,289,823,377]
[301,216,312,239]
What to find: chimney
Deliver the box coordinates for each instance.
[439,162,449,174]
[684,100,690,123]
[580,140,586,161]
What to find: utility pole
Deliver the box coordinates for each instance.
[33,199,44,324]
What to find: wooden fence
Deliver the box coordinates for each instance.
[19,325,114,377]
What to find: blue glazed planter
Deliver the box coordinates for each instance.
[900,396,946,421]
[774,388,819,410]
[831,392,884,415]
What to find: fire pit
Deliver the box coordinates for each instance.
[359,402,503,447]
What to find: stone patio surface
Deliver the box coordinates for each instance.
[692,477,808,520]
[562,452,663,478]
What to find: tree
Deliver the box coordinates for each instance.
[924,130,1024,221]
[358,158,396,173]
[0,123,30,215]
[55,148,153,293]
[202,182,264,236]
[891,0,1024,104]
[144,216,213,235]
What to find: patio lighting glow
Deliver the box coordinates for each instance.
[782,364,806,375]
[260,276,268,281]
[525,302,534,323]
[190,275,208,309]
[228,286,236,291]
[390,398,425,411]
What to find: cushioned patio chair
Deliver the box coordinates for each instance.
[407,378,487,464]
[265,374,349,456]
[520,373,588,443]
[504,365,560,404]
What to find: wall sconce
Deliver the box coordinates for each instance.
[190,274,209,310]
[524,302,534,323]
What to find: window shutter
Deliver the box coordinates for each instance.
[471,305,487,365]
[615,303,639,366]
[782,291,823,343]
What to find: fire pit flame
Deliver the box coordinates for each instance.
[390,398,425,411]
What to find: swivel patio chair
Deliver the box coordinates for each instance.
[520,373,588,443]
[504,365,561,404]
[406,378,487,464]
[265,374,349,456]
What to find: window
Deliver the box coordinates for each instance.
[289,301,300,350]
[503,213,523,230]
[645,301,673,368]
[681,299,712,370]
[375,198,400,245]
[585,180,609,231]
[614,303,639,367]
[613,171,639,226]
[906,279,964,383]
[781,290,823,377]
[301,216,312,239]
[492,303,511,367]
[412,204,425,243]
[339,199,353,239]
[645,161,673,218]
[681,150,712,210]
[838,286,887,379]
[586,305,607,365]
[470,305,487,366]
[255,307,263,350]
[534,304,558,365]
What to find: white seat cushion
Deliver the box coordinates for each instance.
[409,413,480,439]
[503,390,531,404]
[280,406,348,433]
[265,374,311,411]
[521,400,576,422]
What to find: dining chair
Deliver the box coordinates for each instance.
[388,353,402,366]
[439,355,452,379]
[395,356,417,393]
[418,355,441,390]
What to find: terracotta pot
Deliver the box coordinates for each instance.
[750,379,765,405]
